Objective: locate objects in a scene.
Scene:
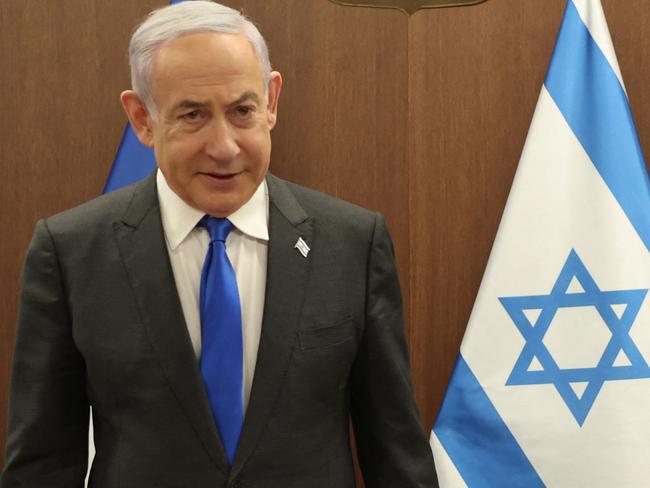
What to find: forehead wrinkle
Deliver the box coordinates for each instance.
[150,33,267,113]
[171,99,211,112]
[153,34,263,83]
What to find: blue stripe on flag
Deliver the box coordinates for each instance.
[103,123,156,193]
[544,0,650,252]
[433,355,544,487]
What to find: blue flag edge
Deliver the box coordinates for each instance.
[103,123,156,194]
[545,0,650,252]
[433,355,545,487]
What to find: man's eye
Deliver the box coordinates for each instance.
[182,110,201,121]
[235,106,255,118]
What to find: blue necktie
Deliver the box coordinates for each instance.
[198,217,243,465]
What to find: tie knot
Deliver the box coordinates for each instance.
[199,216,234,243]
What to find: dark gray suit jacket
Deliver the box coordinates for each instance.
[1,173,437,488]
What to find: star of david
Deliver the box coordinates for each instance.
[499,249,650,425]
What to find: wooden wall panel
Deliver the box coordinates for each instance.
[1,0,650,483]
[408,0,566,430]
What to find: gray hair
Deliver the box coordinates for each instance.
[128,0,272,113]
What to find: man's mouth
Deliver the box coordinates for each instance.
[200,171,242,181]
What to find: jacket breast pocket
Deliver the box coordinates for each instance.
[298,317,356,350]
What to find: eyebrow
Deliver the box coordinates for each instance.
[170,91,262,113]
[172,99,210,113]
[231,91,262,106]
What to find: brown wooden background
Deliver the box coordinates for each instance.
[2,0,650,482]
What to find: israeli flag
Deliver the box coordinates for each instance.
[431,1,650,486]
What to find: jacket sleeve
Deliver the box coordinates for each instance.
[350,213,438,488]
[1,219,89,488]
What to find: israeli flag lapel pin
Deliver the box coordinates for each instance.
[294,237,310,258]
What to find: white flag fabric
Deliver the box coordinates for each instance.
[431,1,650,487]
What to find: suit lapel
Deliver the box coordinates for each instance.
[231,174,314,477]
[112,173,229,474]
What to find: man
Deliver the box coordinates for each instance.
[1,2,437,487]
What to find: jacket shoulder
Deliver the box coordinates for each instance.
[44,175,154,237]
[268,174,378,227]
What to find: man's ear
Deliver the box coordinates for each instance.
[120,90,155,147]
[266,71,282,130]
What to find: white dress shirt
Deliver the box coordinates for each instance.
[156,169,268,412]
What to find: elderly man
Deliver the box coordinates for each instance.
[1,2,437,487]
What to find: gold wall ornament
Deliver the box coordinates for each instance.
[329,0,488,15]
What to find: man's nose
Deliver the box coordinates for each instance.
[204,118,240,162]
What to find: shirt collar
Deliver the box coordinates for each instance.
[157,169,269,251]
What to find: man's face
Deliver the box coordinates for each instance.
[123,32,282,217]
